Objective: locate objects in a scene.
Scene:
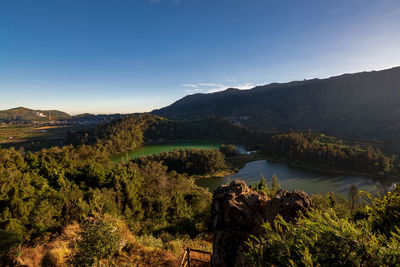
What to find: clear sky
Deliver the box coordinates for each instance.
[1,0,399,114]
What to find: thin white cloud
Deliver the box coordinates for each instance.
[181,82,259,95]
[198,83,224,87]
[234,83,257,90]
[181,83,198,88]
[183,88,205,94]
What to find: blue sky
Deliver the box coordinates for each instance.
[1,0,399,114]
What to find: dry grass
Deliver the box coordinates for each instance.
[115,244,179,267]
[10,219,209,267]
[13,222,82,267]
[15,245,45,267]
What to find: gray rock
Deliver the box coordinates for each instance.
[211,180,312,267]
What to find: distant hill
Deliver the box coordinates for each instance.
[68,113,129,124]
[153,67,400,140]
[0,107,71,122]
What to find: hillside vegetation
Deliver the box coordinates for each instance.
[0,107,71,122]
[66,114,257,154]
[153,67,400,140]
[246,182,400,266]
[260,132,400,178]
[1,110,400,266]
[0,144,213,266]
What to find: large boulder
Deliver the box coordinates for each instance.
[211,180,312,267]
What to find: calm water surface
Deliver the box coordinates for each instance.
[112,141,245,161]
[196,160,394,196]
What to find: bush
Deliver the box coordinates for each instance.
[246,209,400,266]
[369,185,400,237]
[0,231,24,254]
[73,218,122,266]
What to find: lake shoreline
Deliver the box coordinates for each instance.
[260,155,397,182]
[112,141,396,184]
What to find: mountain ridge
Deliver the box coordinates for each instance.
[153,66,400,140]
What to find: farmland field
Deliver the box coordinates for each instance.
[0,124,91,151]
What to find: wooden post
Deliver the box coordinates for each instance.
[187,247,191,267]
[180,249,188,267]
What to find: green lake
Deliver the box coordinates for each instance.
[112,141,225,162]
[196,160,397,196]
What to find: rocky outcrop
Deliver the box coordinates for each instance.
[211,180,312,267]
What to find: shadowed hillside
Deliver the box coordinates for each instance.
[153,67,400,140]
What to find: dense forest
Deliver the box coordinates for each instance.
[261,132,400,178]
[66,114,164,154]
[67,114,400,180]
[0,145,213,265]
[134,149,227,176]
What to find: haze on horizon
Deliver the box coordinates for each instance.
[1,0,400,115]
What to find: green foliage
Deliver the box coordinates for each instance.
[0,142,212,258]
[257,174,268,192]
[247,187,400,266]
[369,185,400,237]
[348,184,359,212]
[135,148,227,175]
[67,114,164,154]
[219,144,237,157]
[4,111,400,265]
[0,230,24,254]
[311,192,351,218]
[73,218,122,266]
[246,210,400,266]
[250,174,281,197]
[262,132,400,177]
[270,174,281,195]
[67,114,258,155]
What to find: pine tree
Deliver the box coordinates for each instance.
[348,184,359,213]
[270,174,281,195]
[257,174,268,192]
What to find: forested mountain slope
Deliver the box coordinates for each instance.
[153,67,400,140]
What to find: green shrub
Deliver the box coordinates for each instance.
[73,218,121,266]
[137,235,164,249]
[0,230,24,254]
[369,185,400,237]
[246,209,400,266]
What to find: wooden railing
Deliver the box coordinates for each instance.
[179,247,213,267]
